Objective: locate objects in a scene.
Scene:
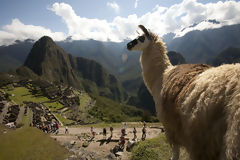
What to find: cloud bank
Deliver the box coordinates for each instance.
[0,0,240,45]
[0,19,66,46]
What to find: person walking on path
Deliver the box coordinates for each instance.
[103,128,107,139]
[141,126,146,141]
[121,122,127,136]
[133,127,137,140]
[55,122,59,135]
[91,126,95,138]
[110,125,113,137]
[65,126,69,134]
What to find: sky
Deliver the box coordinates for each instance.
[0,0,240,45]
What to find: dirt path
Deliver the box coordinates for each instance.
[51,126,162,160]
[16,106,25,125]
[0,102,10,123]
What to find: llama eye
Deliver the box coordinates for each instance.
[138,36,145,42]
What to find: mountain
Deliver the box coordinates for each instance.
[0,38,139,82]
[23,36,127,102]
[167,24,240,63]
[57,39,141,82]
[209,47,240,66]
[168,51,186,65]
[0,39,33,72]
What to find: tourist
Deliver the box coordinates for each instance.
[119,136,125,150]
[55,122,59,135]
[103,128,107,139]
[65,126,69,134]
[91,126,95,138]
[121,122,126,136]
[110,125,113,137]
[133,127,137,140]
[141,126,146,141]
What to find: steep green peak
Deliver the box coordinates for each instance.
[37,36,55,47]
[24,36,65,76]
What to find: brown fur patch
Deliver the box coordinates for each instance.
[162,64,211,106]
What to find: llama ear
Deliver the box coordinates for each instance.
[138,25,151,39]
[136,30,140,35]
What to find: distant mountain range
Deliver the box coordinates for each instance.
[166,24,240,63]
[1,23,240,97]
[1,23,239,74]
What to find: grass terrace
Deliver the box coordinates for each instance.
[4,87,64,111]
[0,125,69,160]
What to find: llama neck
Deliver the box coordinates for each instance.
[140,41,172,94]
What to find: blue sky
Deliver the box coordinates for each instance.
[0,0,240,45]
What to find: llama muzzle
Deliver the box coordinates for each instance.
[127,39,137,50]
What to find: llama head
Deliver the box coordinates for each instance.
[127,25,153,51]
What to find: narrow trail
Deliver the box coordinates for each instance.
[0,102,10,123]
[16,106,25,125]
[51,126,163,160]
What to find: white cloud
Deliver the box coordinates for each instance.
[1,0,240,45]
[49,0,240,42]
[134,0,139,9]
[107,1,119,13]
[0,18,66,45]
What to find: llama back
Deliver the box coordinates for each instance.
[159,63,240,160]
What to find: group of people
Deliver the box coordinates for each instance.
[89,122,147,151]
[35,121,59,134]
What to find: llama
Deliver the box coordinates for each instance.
[127,25,240,160]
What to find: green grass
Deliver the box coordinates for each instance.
[0,125,69,160]
[131,134,189,160]
[4,87,64,111]
[54,113,74,125]
[79,92,91,110]
[89,96,143,123]
[131,134,172,160]
[21,115,27,126]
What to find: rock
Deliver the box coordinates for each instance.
[82,141,89,148]
[70,140,76,145]
[105,153,117,160]
[115,152,123,156]
[126,140,138,152]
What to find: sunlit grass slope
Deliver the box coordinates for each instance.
[0,125,69,160]
[131,134,189,160]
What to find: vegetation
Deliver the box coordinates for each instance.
[210,47,240,66]
[88,95,156,123]
[0,125,69,160]
[131,134,189,160]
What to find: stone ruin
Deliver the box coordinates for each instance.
[0,90,9,101]
[60,86,80,106]
[0,102,4,113]
[3,105,20,124]
[25,102,58,126]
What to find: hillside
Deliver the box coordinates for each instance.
[0,125,69,160]
[0,39,33,72]
[209,47,240,66]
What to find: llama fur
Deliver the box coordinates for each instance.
[127,25,240,160]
